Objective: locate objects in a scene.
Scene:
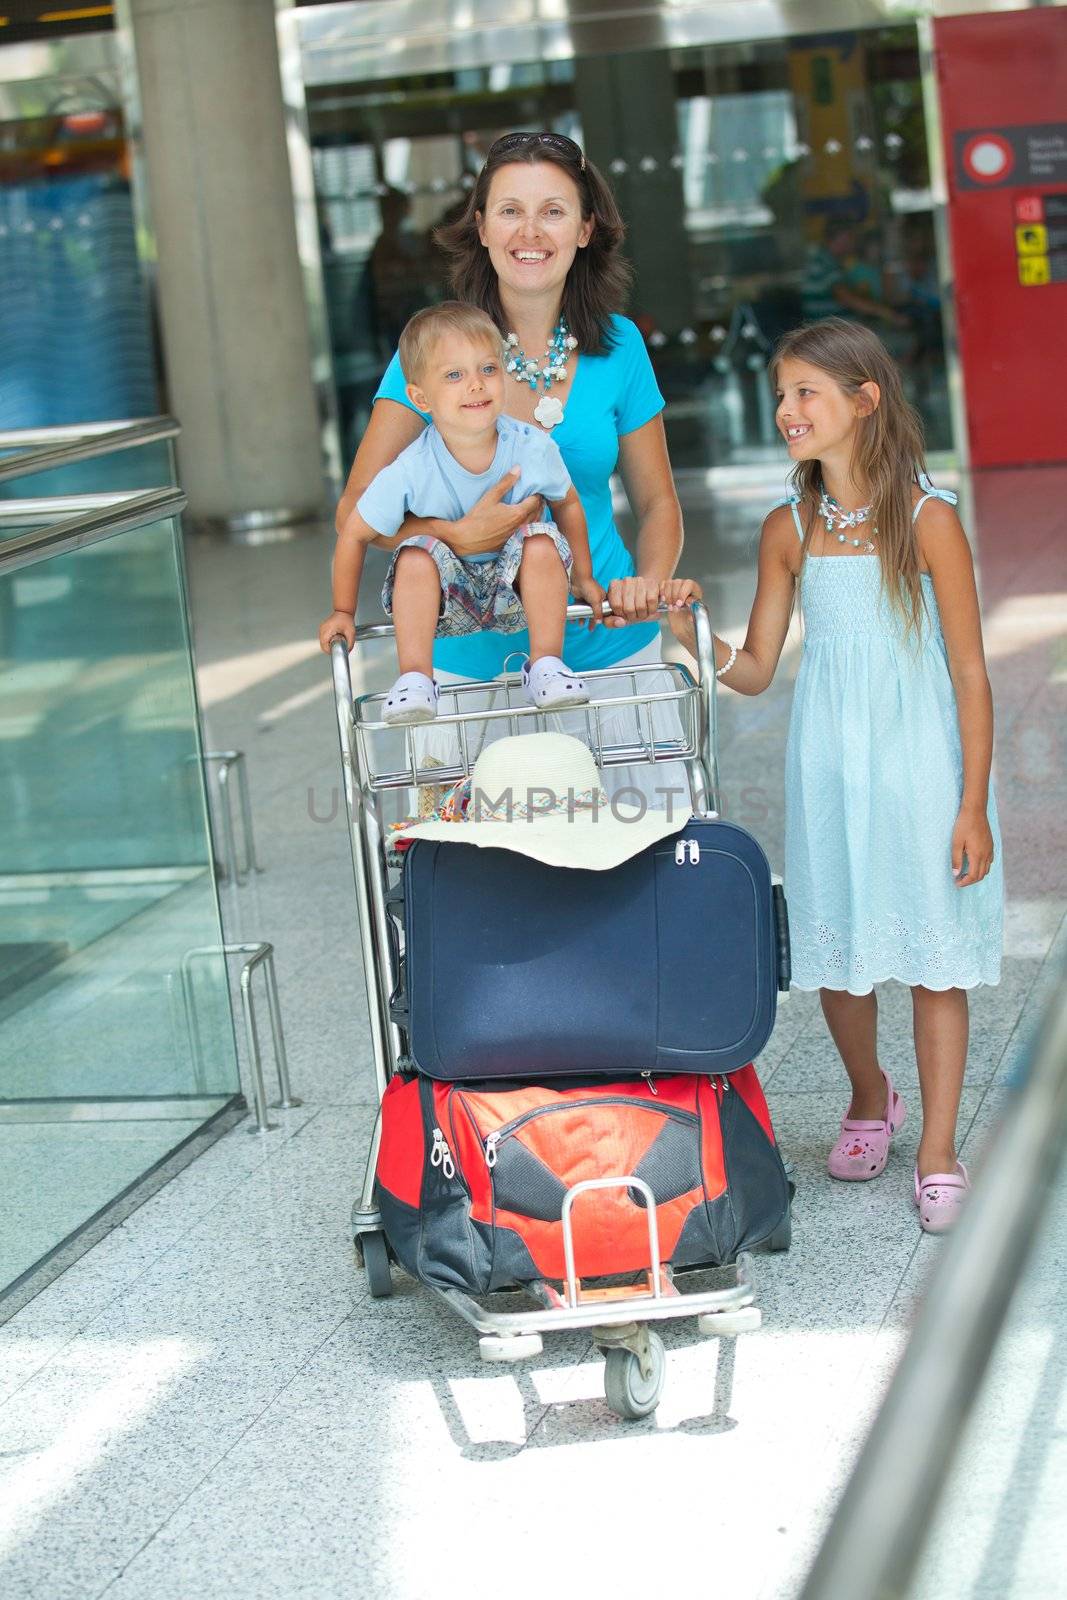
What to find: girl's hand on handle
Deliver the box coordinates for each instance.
[605,575,660,629]
[951,805,994,887]
[450,468,543,553]
[660,578,703,608]
[659,578,703,649]
[319,611,356,653]
[570,574,608,629]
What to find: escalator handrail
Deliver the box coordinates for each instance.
[0,491,152,526]
[799,964,1067,1600]
[0,416,181,484]
[0,487,188,574]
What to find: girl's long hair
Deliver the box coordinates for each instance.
[771,318,929,639]
[434,137,632,356]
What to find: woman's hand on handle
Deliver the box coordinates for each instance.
[604,575,662,628]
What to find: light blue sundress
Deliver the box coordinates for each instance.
[784,487,1004,994]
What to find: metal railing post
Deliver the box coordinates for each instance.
[179,943,300,1133]
[201,751,262,884]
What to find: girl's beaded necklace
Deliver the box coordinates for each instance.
[818,482,877,552]
[505,316,578,430]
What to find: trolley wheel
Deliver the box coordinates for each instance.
[765,1211,792,1253]
[603,1330,666,1420]
[360,1230,393,1298]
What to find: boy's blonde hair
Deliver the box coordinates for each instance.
[399,301,503,384]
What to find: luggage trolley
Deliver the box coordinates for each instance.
[331,602,766,1420]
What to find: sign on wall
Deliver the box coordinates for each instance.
[955,123,1067,189]
[936,8,1067,468]
[1014,194,1067,285]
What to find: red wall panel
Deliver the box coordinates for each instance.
[935,11,1067,466]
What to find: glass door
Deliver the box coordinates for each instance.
[304,24,950,470]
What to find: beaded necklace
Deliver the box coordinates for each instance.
[818,484,877,552]
[504,316,578,429]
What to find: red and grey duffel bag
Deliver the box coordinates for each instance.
[374,1069,790,1293]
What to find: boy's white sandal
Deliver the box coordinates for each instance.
[522,655,589,710]
[383,672,439,725]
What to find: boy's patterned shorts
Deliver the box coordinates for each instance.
[380,522,572,638]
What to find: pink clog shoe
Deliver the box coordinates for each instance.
[827,1068,906,1181]
[915,1162,970,1234]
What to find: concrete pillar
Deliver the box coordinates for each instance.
[575,52,692,336]
[126,0,323,525]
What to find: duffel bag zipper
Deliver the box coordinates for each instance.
[477,1096,699,1170]
[429,1127,456,1180]
[417,1089,477,1291]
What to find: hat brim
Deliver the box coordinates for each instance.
[395,803,685,872]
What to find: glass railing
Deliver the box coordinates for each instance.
[0,416,180,507]
[0,485,239,1298]
[798,959,1067,1600]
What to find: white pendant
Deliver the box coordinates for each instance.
[534,394,565,429]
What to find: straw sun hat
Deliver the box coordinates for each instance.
[396,732,684,871]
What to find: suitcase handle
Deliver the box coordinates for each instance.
[773,883,791,993]
[383,881,409,1025]
[561,1176,662,1309]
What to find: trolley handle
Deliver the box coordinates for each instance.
[331,598,716,676]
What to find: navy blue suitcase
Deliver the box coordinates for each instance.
[392,818,790,1082]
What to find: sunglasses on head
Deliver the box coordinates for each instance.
[486,131,586,172]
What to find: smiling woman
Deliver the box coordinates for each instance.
[330,130,686,799]
[337,133,681,657]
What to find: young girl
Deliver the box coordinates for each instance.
[665,317,1003,1234]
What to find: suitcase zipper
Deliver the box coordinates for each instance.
[479,1096,699,1169]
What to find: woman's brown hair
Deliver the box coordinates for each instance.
[434,133,632,356]
[771,317,930,640]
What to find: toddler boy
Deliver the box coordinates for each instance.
[318,302,603,723]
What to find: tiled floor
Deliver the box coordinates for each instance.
[0,466,1063,1600]
[0,1119,210,1290]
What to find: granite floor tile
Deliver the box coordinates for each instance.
[0,1336,359,1600]
[0,1122,207,1292]
[4,1109,322,1340]
[93,1296,899,1600]
[0,1327,72,1407]
[768,1002,1015,1093]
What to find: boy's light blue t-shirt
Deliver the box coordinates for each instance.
[356,415,570,556]
[373,313,664,677]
